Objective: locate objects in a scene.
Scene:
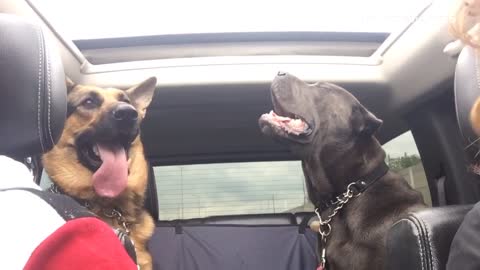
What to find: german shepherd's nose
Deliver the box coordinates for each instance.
[113,103,138,123]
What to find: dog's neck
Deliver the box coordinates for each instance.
[350,139,386,181]
[306,137,387,210]
[329,137,385,190]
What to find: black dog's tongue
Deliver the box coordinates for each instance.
[261,110,308,135]
[92,144,128,198]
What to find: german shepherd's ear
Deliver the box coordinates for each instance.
[66,77,76,93]
[126,77,157,118]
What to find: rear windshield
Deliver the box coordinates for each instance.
[154,161,312,220]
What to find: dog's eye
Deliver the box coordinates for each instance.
[81,98,97,109]
[119,97,131,104]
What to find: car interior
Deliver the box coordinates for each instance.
[1,0,480,269]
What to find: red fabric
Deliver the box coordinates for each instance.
[24,217,137,270]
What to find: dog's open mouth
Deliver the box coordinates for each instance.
[79,143,129,171]
[79,144,102,171]
[78,140,130,198]
[260,110,312,136]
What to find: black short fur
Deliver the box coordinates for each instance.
[259,72,426,270]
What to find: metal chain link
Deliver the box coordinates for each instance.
[315,182,361,237]
[314,182,362,269]
[104,208,131,235]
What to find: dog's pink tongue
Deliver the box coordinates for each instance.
[92,144,128,198]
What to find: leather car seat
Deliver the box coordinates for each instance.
[0,14,66,157]
[384,46,479,270]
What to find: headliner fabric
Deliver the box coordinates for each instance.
[149,225,318,270]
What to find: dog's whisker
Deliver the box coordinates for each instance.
[465,136,480,150]
[474,148,480,159]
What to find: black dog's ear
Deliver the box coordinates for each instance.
[362,111,383,136]
[353,106,383,137]
[126,77,157,118]
[66,77,76,93]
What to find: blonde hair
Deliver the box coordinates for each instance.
[450,0,480,47]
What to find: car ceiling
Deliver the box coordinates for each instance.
[0,0,459,164]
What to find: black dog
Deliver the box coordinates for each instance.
[259,72,425,270]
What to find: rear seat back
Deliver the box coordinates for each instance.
[149,212,318,270]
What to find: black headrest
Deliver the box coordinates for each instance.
[455,47,480,155]
[0,15,66,158]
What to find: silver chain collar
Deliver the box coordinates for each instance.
[103,208,131,235]
[48,184,131,235]
[314,182,362,269]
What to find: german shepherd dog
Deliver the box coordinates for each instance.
[42,77,157,270]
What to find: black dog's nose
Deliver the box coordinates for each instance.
[277,71,287,76]
[113,103,138,122]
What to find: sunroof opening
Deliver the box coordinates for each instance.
[30,0,430,40]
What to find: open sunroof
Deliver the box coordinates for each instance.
[28,0,431,65]
[30,0,430,40]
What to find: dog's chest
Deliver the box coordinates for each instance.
[323,220,384,270]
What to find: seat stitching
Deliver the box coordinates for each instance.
[35,27,45,152]
[43,30,54,146]
[406,216,427,270]
[419,217,434,270]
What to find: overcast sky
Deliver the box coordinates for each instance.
[34,0,431,40]
[383,131,420,158]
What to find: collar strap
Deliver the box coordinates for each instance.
[351,161,390,193]
[315,161,390,212]
[48,183,131,234]
[48,183,91,208]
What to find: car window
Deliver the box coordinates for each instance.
[154,161,311,220]
[154,131,431,220]
[383,131,432,206]
[39,170,53,190]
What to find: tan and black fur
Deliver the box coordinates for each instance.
[42,77,157,270]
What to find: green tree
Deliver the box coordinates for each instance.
[387,153,421,171]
